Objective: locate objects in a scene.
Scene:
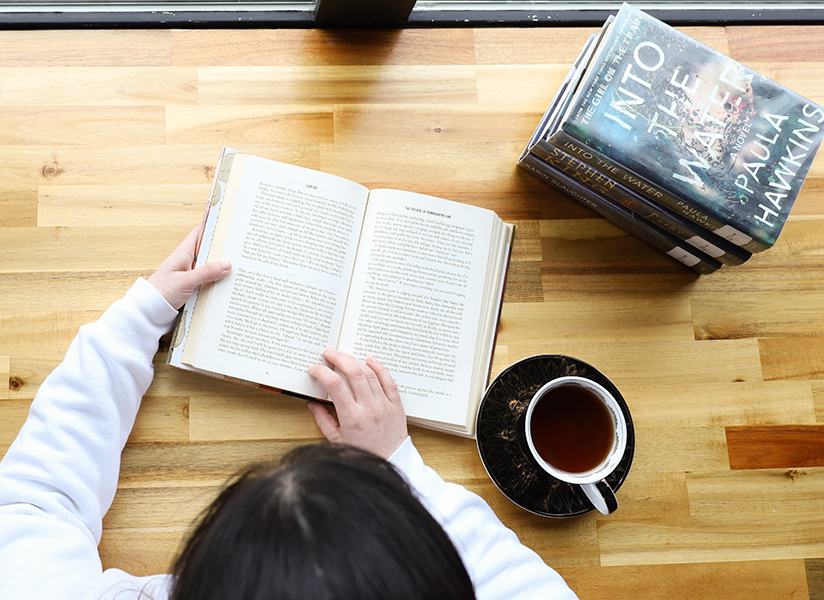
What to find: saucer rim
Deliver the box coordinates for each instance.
[475,353,635,518]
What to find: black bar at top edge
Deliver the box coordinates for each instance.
[0,7,822,28]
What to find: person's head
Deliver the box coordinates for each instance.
[170,443,475,600]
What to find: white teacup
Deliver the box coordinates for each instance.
[524,376,627,514]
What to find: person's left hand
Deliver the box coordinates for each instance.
[308,348,408,460]
[148,225,231,310]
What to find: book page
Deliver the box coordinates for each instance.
[336,189,499,429]
[184,154,369,398]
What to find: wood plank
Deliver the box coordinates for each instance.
[171,29,476,67]
[574,560,809,600]
[760,337,824,381]
[688,469,824,517]
[0,190,37,227]
[476,65,572,106]
[188,393,325,442]
[8,357,61,400]
[504,339,763,386]
[0,311,102,356]
[167,105,334,146]
[99,527,183,576]
[503,261,543,302]
[38,185,209,227]
[815,382,824,423]
[510,219,542,260]
[0,227,188,274]
[197,66,478,105]
[622,381,816,428]
[0,355,8,400]
[103,485,219,530]
[128,396,190,444]
[0,145,320,190]
[692,291,824,339]
[727,425,824,469]
[607,471,691,520]
[333,104,544,144]
[0,30,171,67]
[791,180,824,216]
[499,297,695,344]
[598,515,824,566]
[0,107,165,146]
[727,25,824,63]
[319,141,521,183]
[630,427,730,473]
[2,68,197,106]
[118,439,301,486]
[0,272,141,313]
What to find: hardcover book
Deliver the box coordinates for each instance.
[518,150,722,274]
[548,3,824,253]
[167,148,514,438]
[535,143,750,266]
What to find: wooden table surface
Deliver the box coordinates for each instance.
[2,24,824,599]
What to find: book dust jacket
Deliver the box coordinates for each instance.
[562,3,824,251]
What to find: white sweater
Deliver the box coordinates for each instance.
[0,279,577,600]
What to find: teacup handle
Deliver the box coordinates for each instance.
[581,479,618,515]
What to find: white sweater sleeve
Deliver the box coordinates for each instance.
[0,278,576,600]
[0,279,178,600]
[388,437,578,600]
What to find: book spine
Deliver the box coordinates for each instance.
[517,151,722,275]
[537,130,766,254]
[530,143,751,266]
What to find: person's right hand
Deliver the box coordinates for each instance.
[307,348,408,460]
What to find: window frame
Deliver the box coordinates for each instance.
[0,1,823,28]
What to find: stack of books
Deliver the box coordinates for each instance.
[519,3,824,274]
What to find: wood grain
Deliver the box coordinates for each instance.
[574,560,809,600]
[170,29,477,67]
[2,24,824,599]
[726,426,824,470]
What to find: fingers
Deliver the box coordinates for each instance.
[188,259,232,288]
[148,224,232,310]
[307,401,342,442]
[308,361,352,404]
[308,349,408,459]
[179,224,202,256]
[164,225,202,272]
[322,348,384,404]
[366,356,402,408]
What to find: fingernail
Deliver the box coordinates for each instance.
[219,260,231,270]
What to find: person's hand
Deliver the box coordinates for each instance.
[148,225,232,310]
[308,348,408,460]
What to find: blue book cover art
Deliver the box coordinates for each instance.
[559,3,824,251]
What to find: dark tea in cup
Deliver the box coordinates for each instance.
[524,375,626,514]
[529,383,615,474]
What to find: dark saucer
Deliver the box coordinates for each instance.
[476,354,635,518]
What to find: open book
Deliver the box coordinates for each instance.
[168,148,514,437]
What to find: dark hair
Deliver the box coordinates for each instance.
[170,443,475,600]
